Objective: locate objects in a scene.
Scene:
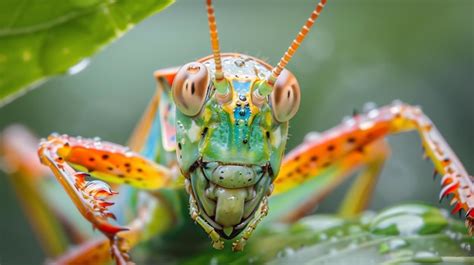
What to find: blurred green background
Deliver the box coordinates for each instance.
[0,0,473,264]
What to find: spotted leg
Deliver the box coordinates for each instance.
[44,67,182,264]
[38,134,173,262]
[274,139,389,223]
[274,101,473,233]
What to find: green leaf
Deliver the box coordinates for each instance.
[0,0,174,106]
[178,204,473,265]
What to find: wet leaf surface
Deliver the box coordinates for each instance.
[179,204,473,265]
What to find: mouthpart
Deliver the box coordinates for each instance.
[186,160,273,239]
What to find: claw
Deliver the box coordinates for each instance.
[103,211,118,221]
[96,219,128,237]
[212,240,224,250]
[450,197,458,206]
[466,208,474,218]
[232,239,246,252]
[98,200,115,208]
[74,172,90,186]
[451,203,463,215]
[439,181,458,201]
[440,174,454,186]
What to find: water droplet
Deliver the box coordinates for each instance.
[234,59,245,67]
[344,117,356,126]
[68,59,90,75]
[460,242,472,251]
[379,238,408,254]
[444,229,464,241]
[392,99,403,105]
[209,257,219,265]
[276,247,295,258]
[368,109,379,119]
[412,251,442,263]
[370,204,448,236]
[304,131,321,142]
[388,238,408,251]
[347,241,358,250]
[247,257,258,264]
[363,102,378,113]
[359,120,374,130]
[319,233,328,240]
[348,225,363,234]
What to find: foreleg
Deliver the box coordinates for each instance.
[38,134,173,261]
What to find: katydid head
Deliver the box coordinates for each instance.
[171,0,327,247]
[173,54,297,239]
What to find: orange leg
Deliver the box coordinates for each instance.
[39,65,181,262]
[50,204,154,265]
[274,101,473,233]
[38,134,173,262]
[1,67,182,264]
[276,139,389,223]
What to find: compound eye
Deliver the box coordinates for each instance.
[270,69,301,122]
[172,62,210,116]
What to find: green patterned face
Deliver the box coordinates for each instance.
[172,54,300,239]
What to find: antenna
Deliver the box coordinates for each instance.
[268,0,328,86]
[206,0,224,81]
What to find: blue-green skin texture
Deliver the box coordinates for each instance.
[174,54,289,241]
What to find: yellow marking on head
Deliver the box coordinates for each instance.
[220,77,263,125]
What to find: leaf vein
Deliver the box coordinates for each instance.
[0,2,110,37]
